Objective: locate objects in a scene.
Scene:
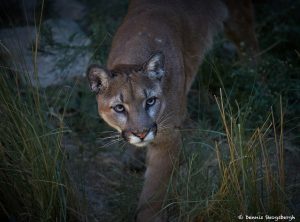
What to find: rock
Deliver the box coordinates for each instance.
[0,19,92,87]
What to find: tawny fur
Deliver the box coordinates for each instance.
[88,0,258,221]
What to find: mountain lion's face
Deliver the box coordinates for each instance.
[87,52,166,147]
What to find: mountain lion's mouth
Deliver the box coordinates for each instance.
[132,141,151,147]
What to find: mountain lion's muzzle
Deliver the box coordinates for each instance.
[122,123,157,147]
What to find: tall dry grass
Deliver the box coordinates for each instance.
[0,4,85,217]
[166,90,289,221]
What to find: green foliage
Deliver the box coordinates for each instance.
[197,52,300,129]
[187,1,300,133]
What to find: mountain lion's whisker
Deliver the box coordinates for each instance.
[101,138,123,148]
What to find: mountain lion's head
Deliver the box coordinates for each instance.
[87,52,166,147]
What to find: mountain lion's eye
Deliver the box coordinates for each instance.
[113,104,125,113]
[146,97,156,107]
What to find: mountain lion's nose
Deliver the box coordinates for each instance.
[131,124,157,140]
[132,129,149,139]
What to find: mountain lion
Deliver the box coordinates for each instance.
[87,0,258,221]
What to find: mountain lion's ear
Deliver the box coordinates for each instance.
[87,64,110,94]
[144,51,165,80]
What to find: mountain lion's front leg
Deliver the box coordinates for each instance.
[136,130,181,222]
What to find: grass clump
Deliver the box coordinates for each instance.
[167,91,291,221]
[0,69,83,221]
